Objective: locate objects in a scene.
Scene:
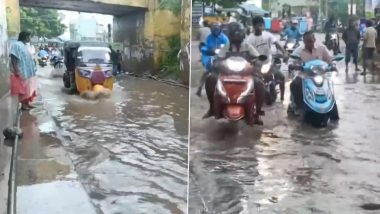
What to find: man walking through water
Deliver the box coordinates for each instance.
[361,20,377,75]
[109,45,120,75]
[116,50,122,73]
[342,19,361,73]
[10,31,38,110]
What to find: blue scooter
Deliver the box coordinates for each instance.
[288,54,344,127]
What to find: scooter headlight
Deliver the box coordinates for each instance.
[237,78,254,104]
[225,58,246,72]
[313,75,323,85]
[216,79,229,103]
[331,34,337,39]
[261,63,271,74]
[286,43,294,49]
[79,69,92,78]
[215,49,221,55]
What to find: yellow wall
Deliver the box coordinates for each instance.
[152,10,180,68]
[5,0,20,38]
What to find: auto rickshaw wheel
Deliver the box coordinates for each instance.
[63,72,70,88]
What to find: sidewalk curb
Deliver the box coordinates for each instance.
[7,103,21,214]
[0,91,10,102]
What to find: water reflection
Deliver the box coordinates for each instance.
[35,72,188,213]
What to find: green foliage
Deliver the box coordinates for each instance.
[195,0,245,8]
[159,0,181,16]
[159,35,181,79]
[20,7,66,38]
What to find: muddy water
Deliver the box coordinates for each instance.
[189,41,380,213]
[36,68,189,213]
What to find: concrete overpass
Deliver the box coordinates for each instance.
[19,0,149,14]
[3,0,180,86]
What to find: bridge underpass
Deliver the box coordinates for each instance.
[4,0,180,78]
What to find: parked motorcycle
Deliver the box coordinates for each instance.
[51,56,64,69]
[288,54,344,127]
[284,39,300,55]
[38,57,48,67]
[326,31,340,55]
[258,55,283,105]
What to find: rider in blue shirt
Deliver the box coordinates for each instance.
[37,48,49,58]
[196,22,229,97]
[282,19,302,44]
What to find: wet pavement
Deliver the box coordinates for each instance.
[0,94,18,214]
[16,66,189,214]
[189,35,380,213]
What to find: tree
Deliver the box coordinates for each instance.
[194,0,245,8]
[20,7,66,38]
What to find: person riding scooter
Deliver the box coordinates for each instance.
[290,31,337,117]
[205,22,266,125]
[37,48,49,66]
[38,48,48,58]
[324,15,340,54]
[324,16,337,43]
[282,19,302,48]
[246,16,288,101]
[196,22,229,97]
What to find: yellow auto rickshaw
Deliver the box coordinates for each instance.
[63,41,113,95]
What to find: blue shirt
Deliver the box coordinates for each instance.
[10,41,37,79]
[38,50,49,58]
[201,33,229,71]
[201,33,229,55]
[282,27,302,40]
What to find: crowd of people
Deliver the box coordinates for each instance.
[335,17,379,75]
[196,14,380,125]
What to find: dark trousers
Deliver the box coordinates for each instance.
[345,44,359,65]
[364,47,375,60]
[273,70,285,99]
[290,76,303,107]
[363,47,375,72]
[117,63,122,73]
[254,78,265,112]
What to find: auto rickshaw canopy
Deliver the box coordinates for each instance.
[64,41,111,71]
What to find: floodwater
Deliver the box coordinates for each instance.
[17,66,189,214]
[189,40,380,213]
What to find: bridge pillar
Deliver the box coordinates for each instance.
[5,0,20,38]
[114,0,181,75]
[0,0,10,97]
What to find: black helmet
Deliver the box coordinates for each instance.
[210,22,222,36]
[227,22,246,44]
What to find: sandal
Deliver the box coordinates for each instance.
[21,105,30,111]
[26,104,36,109]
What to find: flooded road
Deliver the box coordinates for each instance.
[17,66,188,214]
[189,38,380,213]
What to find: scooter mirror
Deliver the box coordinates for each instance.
[332,54,344,61]
[289,54,301,60]
[258,55,267,61]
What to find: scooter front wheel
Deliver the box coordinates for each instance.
[330,103,339,120]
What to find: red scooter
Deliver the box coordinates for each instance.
[208,52,266,126]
